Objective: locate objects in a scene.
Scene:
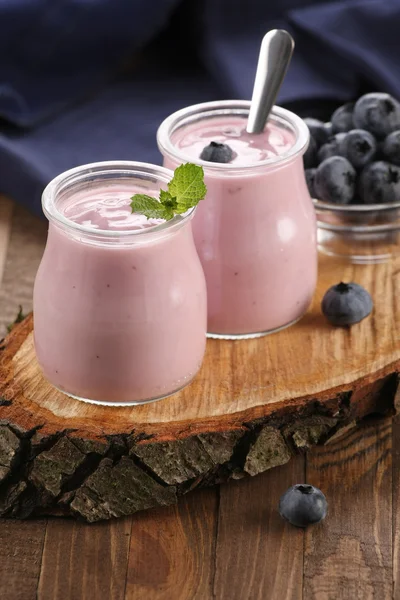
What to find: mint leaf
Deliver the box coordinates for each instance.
[131,163,207,221]
[130,195,165,219]
[7,305,25,333]
[130,194,177,221]
[159,189,177,208]
[167,163,207,213]
[158,190,178,220]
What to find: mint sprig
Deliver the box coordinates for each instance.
[7,306,25,333]
[131,163,207,221]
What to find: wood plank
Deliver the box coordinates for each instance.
[0,197,13,291]
[214,456,305,600]
[125,487,218,600]
[0,202,46,334]
[0,519,46,600]
[0,201,47,600]
[304,420,392,600]
[392,414,400,599]
[38,517,132,600]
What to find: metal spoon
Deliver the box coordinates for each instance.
[246,29,295,134]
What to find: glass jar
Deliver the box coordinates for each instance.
[33,161,207,405]
[314,198,400,264]
[158,100,317,339]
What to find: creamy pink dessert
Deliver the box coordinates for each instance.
[63,186,165,231]
[174,116,294,165]
[33,163,207,404]
[158,102,318,338]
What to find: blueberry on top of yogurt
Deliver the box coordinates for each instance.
[200,141,235,163]
[173,115,295,167]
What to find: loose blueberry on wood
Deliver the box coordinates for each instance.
[315,156,356,204]
[279,484,327,528]
[321,282,373,326]
[200,142,234,163]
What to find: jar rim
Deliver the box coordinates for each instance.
[42,161,196,239]
[313,197,400,212]
[157,100,309,173]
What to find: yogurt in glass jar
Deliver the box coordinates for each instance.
[33,162,207,405]
[158,101,318,339]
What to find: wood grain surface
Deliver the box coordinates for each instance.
[0,519,46,600]
[0,198,13,287]
[0,199,399,599]
[392,412,400,599]
[214,456,305,600]
[126,488,217,600]
[305,421,393,600]
[38,518,132,600]
[0,199,46,332]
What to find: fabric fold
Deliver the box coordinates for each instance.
[1,0,400,215]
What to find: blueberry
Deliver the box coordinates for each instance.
[317,133,346,162]
[324,122,334,138]
[279,484,327,528]
[303,136,318,169]
[359,161,400,204]
[382,131,400,166]
[322,282,373,326]
[303,118,330,147]
[315,156,356,204]
[353,93,400,139]
[305,168,317,197]
[338,129,377,169]
[331,102,355,133]
[200,141,234,163]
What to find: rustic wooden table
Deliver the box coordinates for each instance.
[0,197,397,600]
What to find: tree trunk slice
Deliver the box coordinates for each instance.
[0,255,399,522]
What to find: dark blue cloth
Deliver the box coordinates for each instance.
[1,0,400,216]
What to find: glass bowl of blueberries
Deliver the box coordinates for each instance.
[304,92,400,264]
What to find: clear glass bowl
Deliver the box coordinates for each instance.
[314,198,400,264]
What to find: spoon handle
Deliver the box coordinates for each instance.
[246,29,295,134]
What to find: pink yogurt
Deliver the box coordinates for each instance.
[33,162,207,404]
[158,101,318,338]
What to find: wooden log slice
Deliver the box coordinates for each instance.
[0,255,399,521]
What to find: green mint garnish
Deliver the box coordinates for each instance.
[131,163,207,221]
[7,305,25,333]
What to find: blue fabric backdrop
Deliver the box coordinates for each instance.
[0,0,399,215]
